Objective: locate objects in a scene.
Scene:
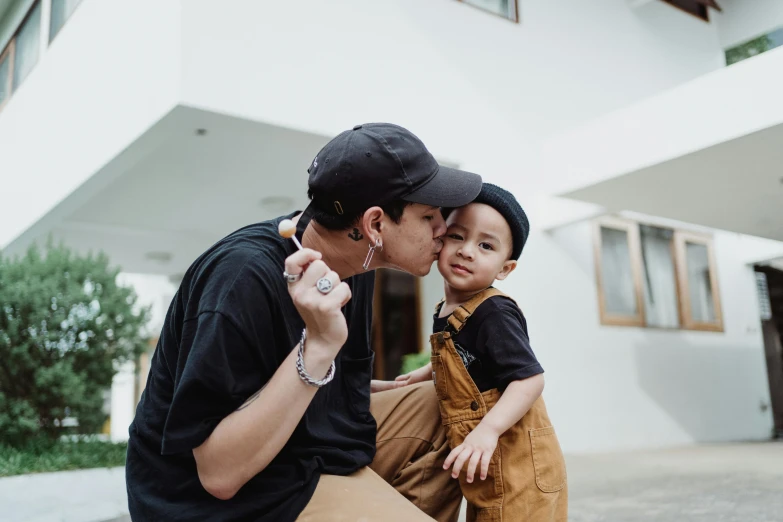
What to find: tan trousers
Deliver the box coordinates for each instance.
[297,382,463,522]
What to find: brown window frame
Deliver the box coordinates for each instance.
[0,0,42,114]
[674,230,724,331]
[456,0,519,24]
[593,217,646,328]
[594,217,724,332]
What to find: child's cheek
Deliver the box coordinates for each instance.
[437,242,452,263]
[436,248,450,273]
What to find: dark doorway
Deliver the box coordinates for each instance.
[371,269,422,380]
[754,266,783,438]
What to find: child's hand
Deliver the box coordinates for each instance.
[443,423,499,483]
[370,379,405,393]
[394,362,433,387]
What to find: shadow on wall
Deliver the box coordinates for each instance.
[634,338,773,442]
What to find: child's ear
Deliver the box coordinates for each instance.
[495,259,517,281]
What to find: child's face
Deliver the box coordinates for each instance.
[438,203,517,293]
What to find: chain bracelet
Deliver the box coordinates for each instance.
[296,328,336,387]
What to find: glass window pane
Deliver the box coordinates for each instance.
[685,242,716,323]
[12,2,42,91]
[600,227,638,316]
[50,0,83,42]
[462,0,516,21]
[640,225,679,328]
[0,50,10,105]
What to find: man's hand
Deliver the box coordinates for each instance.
[394,362,433,387]
[443,422,499,483]
[285,248,351,361]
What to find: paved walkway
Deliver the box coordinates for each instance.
[566,441,783,522]
[2,441,781,521]
[0,466,127,522]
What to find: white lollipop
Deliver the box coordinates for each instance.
[278,219,303,250]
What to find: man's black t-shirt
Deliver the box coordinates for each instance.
[126,212,376,521]
[432,295,543,392]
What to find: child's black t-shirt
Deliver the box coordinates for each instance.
[432,295,543,392]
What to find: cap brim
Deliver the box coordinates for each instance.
[402,165,482,208]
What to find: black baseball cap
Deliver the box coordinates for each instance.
[307,123,482,216]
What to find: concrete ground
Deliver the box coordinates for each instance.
[1,441,780,521]
[565,441,783,522]
[0,466,127,522]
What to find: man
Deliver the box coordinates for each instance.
[126,123,482,521]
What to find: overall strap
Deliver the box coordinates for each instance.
[447,288,507,334]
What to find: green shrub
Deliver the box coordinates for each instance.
[0,438,128,476]
[401,351,431,375]
[0,242,149,446]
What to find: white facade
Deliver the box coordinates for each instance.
[2,0,781,451]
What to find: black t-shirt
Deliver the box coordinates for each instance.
[126,211,376,522]
[432,295,543,392]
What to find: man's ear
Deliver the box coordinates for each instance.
[359,206,385,242]
[495,259,518,281]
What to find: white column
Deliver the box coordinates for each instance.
[110,361,136,442]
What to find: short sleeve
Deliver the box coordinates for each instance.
[475,300,543,391]
[160,311,271,455]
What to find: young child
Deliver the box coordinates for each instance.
[396,183,567,521]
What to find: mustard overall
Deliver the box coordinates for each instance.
[430,288,568,522]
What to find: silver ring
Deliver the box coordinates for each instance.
[283,271,301,284]
[316,277,333,294]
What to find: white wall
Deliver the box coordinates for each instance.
[180,0,724,196]
[0,0,181,249]
[499,219,776,453]
[532,43,783,211]
[117,273,178,335]
[717,0,783,48]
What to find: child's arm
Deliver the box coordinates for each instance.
[479,373,544,438]
[443,373,544,483]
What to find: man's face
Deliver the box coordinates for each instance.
[381,204,447,276]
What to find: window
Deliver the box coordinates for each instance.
[640,225,680,328]
[725,27,783,66]
[594,217,723,331]
[0,1,42,112]
[594,218,645,327]
[12,2,41,90]
[50,0,83,43]
[457,0,518,23]
[674,231,723,331]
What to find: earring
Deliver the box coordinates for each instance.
[362,238,383,271]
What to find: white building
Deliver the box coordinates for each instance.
[2,0,782,451]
